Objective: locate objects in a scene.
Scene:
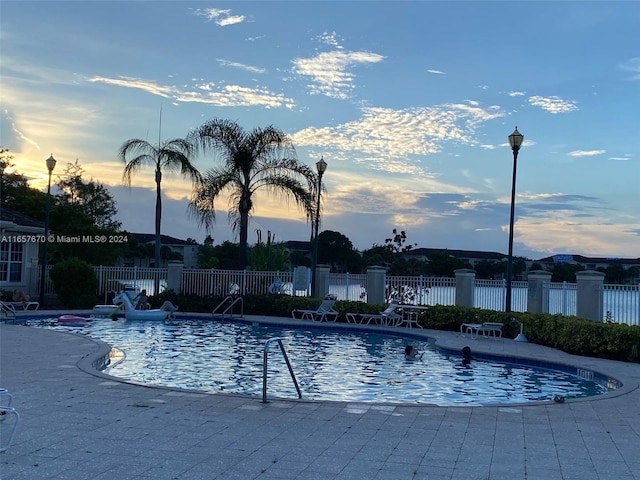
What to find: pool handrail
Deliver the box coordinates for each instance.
[262,337,302,403]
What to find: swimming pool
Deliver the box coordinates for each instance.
[26,316,609,406]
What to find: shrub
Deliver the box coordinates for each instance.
[49,258,99,308]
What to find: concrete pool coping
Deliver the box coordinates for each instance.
[2,312,640,479]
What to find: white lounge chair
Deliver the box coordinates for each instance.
[2,300,39,311]
[460,322,504,339]
[292,296,338,322]
[346,304,402,326]
[0,389,20,453]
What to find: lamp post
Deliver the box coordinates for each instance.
[39,154,57,305]
[310,156,327,297]
[505,127,524,313]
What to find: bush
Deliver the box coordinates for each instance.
[49,258,99,308]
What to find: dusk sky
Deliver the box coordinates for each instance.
[2,1,639,260]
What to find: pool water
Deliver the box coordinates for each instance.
[28,317,608,405]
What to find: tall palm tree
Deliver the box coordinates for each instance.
[188,118,316,270]
[119,137,200,270]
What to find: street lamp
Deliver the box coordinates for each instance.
[39,154,57,305]
[310,156,327,297]
[505,127,524,312]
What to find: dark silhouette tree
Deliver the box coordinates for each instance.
[188,119,315,270]
[119,135,200,268]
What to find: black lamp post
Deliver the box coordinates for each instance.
[310,156,327,297]
[505,127,524,312]
[39,154,57,305]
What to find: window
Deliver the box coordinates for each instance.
[0,241,24,282]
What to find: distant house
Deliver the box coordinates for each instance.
[120,233,200,269]
[0,208,44,297]
[404,247,515,267]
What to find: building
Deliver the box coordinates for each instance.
[120,233,200,269]
[0,208,44,298]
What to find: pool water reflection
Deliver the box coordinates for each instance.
[29,317,608,405]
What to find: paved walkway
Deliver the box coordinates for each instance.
[1,315,640,480]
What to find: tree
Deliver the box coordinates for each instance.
[188,119,316,270]
[385,228,416,254]
[57,159,120,230]
[1,148,47,218]
[317,230,362,273]
[50,161,124,265]
[119,135,200,268]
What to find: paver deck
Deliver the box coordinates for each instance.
[1,314,640,479]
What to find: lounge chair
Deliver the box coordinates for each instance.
[2,300,39,311]
[292,295,338,322]
[460,322,504,339]
[0,389,20,453]
[346,303,402,326]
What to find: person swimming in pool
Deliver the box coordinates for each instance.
[461,346,476,366]
[404,345,423,360]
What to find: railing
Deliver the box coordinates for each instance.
[385,275,456,305]
[94,266,168,298]
[601,283,640,326]
[212,295,243,318]
[327,273,367,301]
[262,337,302,403]
[474,279,528,312]
[25,264,640,326]
[181,269,295,297]
[545,282,577,316]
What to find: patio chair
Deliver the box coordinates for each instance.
[292,295,339,322]
[0,301,16,318]
[0,389,20,453]
[2,300,39,311]
[460,322,504,339]
[346,303,402,326]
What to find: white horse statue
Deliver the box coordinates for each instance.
[112,292,176,320]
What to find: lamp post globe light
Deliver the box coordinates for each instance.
[505,127,524,313]
[39,154,57,305]
[310,156,327,297]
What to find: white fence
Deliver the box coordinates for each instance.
[32,264,640,325]
[602,283,640,325]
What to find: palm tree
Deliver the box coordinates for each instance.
[188,118,316,270]
[119,137,200,270]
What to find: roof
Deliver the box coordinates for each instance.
[0,208,44,228]
[129,233,199,246]
[404,247,508,261]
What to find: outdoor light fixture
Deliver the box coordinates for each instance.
[505,127,523,313]
[311,156,327,297]
[39,154,57,305]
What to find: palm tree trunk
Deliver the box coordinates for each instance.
[154,168,162,294]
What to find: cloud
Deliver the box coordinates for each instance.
[427,69,446,75]
[619,57,640,80]
[89,76,178,98]
[508,91,526,96]
[193,8,246,26]
[528,95,578,114]
[568,150,606,157]
[293,102,505,172]
[87,76,294,109]
[292,49,385,99]
[216,59,266,74]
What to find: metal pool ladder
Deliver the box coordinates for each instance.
[262,337,302,403]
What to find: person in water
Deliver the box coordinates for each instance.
[160,300,179,319]
[404,345,422,360]
[461,346,475,365]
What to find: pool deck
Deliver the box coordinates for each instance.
[1,313,640,480]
